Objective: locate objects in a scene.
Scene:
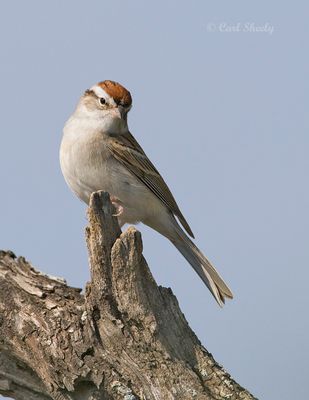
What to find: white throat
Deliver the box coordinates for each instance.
[63,106,129,139]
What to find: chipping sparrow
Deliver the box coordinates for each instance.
[60,80,233,306]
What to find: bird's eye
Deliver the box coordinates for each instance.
[99,98,106,105]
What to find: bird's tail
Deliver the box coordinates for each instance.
[170,225,233,307]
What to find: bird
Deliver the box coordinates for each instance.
[60,80,233,306]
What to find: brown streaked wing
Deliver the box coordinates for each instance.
[106,132,194,238]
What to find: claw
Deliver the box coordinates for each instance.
[110,196,124,217]
[112,203,124,217]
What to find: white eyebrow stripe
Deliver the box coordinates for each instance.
[90,85,116,106]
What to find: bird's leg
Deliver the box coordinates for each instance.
[110,196,124,217]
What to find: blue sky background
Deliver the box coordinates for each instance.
[0,2,308,399]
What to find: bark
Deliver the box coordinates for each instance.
[0,191,257,400]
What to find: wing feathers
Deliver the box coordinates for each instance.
[107,132,194,238]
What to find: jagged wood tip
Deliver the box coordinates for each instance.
[0,191,257,400]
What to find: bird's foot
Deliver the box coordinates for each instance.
[110,196,124,217]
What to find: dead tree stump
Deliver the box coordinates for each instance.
[0,191,257,400]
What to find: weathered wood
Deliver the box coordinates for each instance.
[0,191,257,400]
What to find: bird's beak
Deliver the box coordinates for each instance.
[113,105,126,120]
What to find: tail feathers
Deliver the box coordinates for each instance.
[171,231,233,307]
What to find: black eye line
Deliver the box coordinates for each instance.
[115,99,129,108]
[84,89,95,97]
